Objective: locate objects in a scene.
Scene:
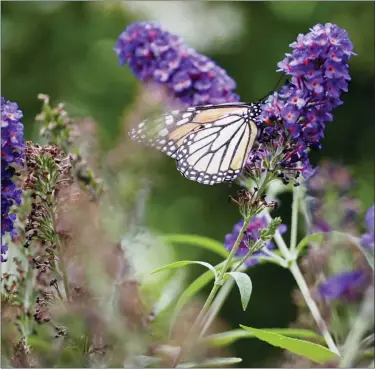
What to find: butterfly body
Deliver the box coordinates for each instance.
[129,102,262,185]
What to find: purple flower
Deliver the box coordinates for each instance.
[318,270,369,302]
[361,205,374,250]
[224,216,287,267]
[114,21,239,106]
[1,97,24,262]
[249,23,355,182]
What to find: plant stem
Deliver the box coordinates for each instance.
[264,211,290,257]
[171,175,271,367]
[58,251,71,302]
[191,174,270,330]
[289,261,340,355]
[199,266,244,338]
[189,217,252,335]
[264,210,340,355]
[52,208,71,302]
[339,287,374,368]
[290,185,300,254]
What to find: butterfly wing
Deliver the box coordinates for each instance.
[129,106,215,159]
[175,108,258,184]
[129,103,260,185]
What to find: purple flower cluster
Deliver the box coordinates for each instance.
[114,21,239,106]
[1,97,24,262]
[361,205,374,250]
[224,216,287,267]
[249,23,355,181]
[318,270,369,302]
[306,161,361,233]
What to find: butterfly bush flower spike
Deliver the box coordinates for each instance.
[250,23,355,183]
[114,21,239,106]
[1,97,24,262]
[224,215,287,267]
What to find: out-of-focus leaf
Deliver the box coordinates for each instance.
[152,260,217,280]
[163,234,229,258]
[240,326,340,364]
[177,357,242,368]
[330,231,374,270]
[169,260,227,336]
[224,272,252,310]
[201,328,325,348]
[296,233,324,255]
[151,270,186,317]
[124,355,161,368]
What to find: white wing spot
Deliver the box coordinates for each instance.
[159,128,168,137]
[166,116,174,125]
[176,118,190,126]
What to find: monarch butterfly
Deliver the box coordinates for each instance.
[129,102,262,185]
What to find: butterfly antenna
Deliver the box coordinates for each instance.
[257,72,286,102]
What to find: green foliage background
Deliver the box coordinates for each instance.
[2,2,374,367]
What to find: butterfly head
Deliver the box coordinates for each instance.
[246,102,263,120]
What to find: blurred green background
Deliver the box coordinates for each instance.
[2,2,374,367]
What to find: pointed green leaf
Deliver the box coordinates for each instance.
[224,272,252,310]
[163,234,229,258]
[201,328,325,348]
[152,260,218,280]
[296,233,324,255]
[169,260,227,336]
[240,326,340,364]
[177,357,242,368]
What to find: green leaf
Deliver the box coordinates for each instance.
[169,260,227,336]
[163,234,229,258]
[201,328,325,348]
[224,272,252,310]
[330,231,374,270]
[177,357,242,368]
[240,326,340,364]
[296,233,324,255]
[152,260,218,280]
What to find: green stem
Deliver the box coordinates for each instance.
[52,205,71,302]
[264,210,340,355]
[289,261,340,355]
[58,252,71,302]
[290,185,300,254]
[172,174,272,367]
[339,288,374,368]
[199,237,290,338]
[199,265,245,338]
[199,245,261,339]
[189,217,252,336]
[300,185,313,231]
